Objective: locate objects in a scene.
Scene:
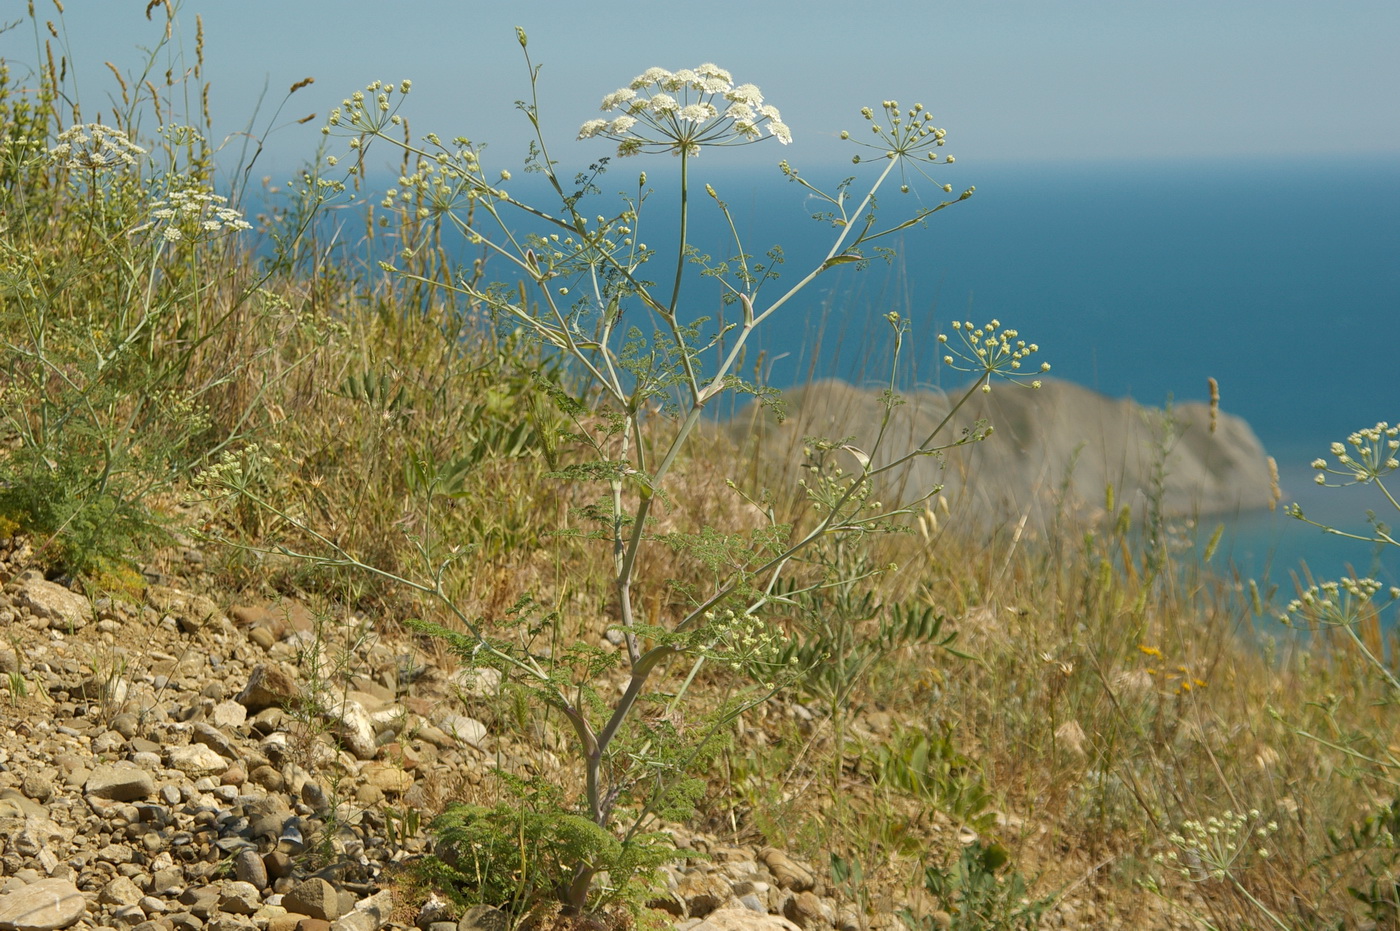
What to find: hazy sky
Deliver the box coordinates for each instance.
[6,0,1398,177]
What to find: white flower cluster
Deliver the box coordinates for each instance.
[48,123,146,172]
[1279,577,1399,628]
[578,64,790,157]
[937,319,1050,390]
[137,184,252,244]
[1155,809,1278,883]
[1311,421,1400,486]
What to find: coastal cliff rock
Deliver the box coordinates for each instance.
[729,378,1274,522]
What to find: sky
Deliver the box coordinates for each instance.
[4,0,1399,178]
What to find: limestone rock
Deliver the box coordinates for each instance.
[218,882,261,916]
[760,849,815,893]
[734,377,1275,522]
[98,877,145,909]
[322,699,377,760]
[14,580,92,631]
[686,909,801,931]
[437,715,487,748]
[0,879,87,931]
[282,879,344,922]
[167,744,229,776]
[86,762,156,802]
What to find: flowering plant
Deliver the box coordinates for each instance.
[578,63,790,157]
[303,31,1049,919]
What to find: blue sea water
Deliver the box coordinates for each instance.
[350,155,1400,593]
[687,156,1400,594]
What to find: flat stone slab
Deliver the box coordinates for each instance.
[0,878,87,931]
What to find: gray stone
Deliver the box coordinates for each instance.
[4,817,73,860]
[217,883,261,916]
[147,869,183,897]
[207,917,255,931]
[111,904,148,928]
[415,896,453,928]
[232,851,267,891]
[19,776,53,805]
[86,764,156,802]
[455,906,505,931]
[0,878,88,931]
[189,725,239,761]
[335,892,393,931]
[436,715,487,748]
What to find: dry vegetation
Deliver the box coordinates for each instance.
[3,6,1399,929]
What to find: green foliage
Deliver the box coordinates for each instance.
[901,841,1050,931]
[872,727,995,832]
[422,779,673,923]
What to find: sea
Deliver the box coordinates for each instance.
[342,154,1400,602]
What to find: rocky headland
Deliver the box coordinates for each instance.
[730,378,1274,525]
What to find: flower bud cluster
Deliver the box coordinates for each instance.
[325,79,414,142]
[937,319,1049,390]
[843,100,954,171]
[1155,809,1278,883]
[1310,422,1400,486]
[578,64,789,157]
[1279,577,1399,628]
[694,608,789,684]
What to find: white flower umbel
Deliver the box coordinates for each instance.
[135,183,252,245]
[48,123,146,172]
[577,64,790,157]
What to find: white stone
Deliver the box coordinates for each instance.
[438,714,487,748]
[210,701,248,728]
[14,581,92,631]
[167,744,229,776]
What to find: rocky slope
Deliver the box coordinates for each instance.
[0,539,1196,931]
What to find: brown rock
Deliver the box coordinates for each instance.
[99,876,145,908]
[236,665,299,712]
[250,766,284,792]
[362,763,413,795]
[282,880,343,922]
[760,848,815,892]
[783,891,834,930]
